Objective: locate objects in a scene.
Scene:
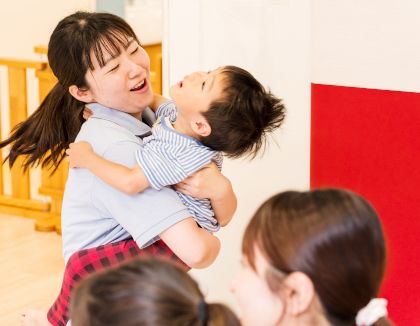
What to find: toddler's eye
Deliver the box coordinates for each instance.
[130,47,139,54]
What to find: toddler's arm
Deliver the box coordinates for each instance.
[175,163,237,227]
[159,217,221,268]
[66,141,150,194]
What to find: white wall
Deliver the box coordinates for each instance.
[0,1,95,60]
[312,0,420,92]
[164,0,311,311]
[125,0,163,45]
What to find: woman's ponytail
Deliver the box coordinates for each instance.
[0,82,84,172]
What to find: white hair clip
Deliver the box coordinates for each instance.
[356,298,388,326]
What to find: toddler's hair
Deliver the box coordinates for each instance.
[201,65,286,158]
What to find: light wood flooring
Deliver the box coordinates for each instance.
[0,214,64,325]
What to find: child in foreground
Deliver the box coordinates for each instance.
[67,65,286,232]
[70,258,240,326]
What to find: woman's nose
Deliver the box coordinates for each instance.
[125,57,144,78]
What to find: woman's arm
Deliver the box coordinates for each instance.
[151,94,169,112]
[159,217,221,268]
[66,141,149,194]
[174,163,237,227]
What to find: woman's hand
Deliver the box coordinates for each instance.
[175,162,237,227]
[66,141,94,168]
[174,162,226,200]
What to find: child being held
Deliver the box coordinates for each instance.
[67,65,286,231]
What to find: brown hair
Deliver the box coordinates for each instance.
[242,188,392,326]
[0,11,140,172]
[70,258,240,326]
[201,65,286,158]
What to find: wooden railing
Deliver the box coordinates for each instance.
[0,56,57,230]
[0,44,162,234]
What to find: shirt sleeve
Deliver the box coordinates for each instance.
[135,142,215,190]
[91,140,191,248]
[156,101,178,122]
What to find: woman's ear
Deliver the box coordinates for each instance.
[68,85,94,103]
[283,272,315,316]
[191,117,211,138]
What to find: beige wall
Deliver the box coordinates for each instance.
[0,1,94,60]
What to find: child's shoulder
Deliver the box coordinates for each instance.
[156,101,177,122]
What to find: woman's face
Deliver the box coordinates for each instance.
[84,38,153,117]
[231,246,284,326]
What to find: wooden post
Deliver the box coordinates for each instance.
[0,58,51,221]
[8,66,30,200]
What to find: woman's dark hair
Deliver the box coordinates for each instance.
[70,258,240,326]
[242,188,392,326]
[0,11,139,172]
[201,65,286,158]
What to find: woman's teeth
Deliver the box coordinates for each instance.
[131,80,145,91]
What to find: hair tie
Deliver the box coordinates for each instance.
[197,300,209,326]
[356,298,388,326]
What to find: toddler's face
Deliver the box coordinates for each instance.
[169,68,225,119]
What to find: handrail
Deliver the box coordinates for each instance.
[0,58,46,70]
[0,55,56,230]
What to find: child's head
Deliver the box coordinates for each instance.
[170,65,286,158]
[231,188,391,326]
[71,258,240,326]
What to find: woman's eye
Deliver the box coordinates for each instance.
[108,65,119,73]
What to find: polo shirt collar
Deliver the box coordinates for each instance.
[86,103,152,137]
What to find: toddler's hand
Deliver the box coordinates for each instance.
[83,107,93,120]
[66,141,94,168]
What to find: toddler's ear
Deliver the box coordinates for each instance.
[191,118,211,138]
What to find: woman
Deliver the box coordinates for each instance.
[231,188,393,326]
[1,11,234,326]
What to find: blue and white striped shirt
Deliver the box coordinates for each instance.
[135,101,223,232]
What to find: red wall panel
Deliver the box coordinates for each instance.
[311,83,420,325]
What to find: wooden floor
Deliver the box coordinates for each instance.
[0,214,64,325]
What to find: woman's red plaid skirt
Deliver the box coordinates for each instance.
[47,239,187,326]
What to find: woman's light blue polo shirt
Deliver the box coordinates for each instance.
[61,104,191,262]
